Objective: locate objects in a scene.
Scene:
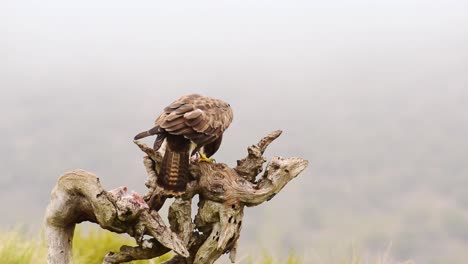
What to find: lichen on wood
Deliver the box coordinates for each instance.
[45,130,308,264]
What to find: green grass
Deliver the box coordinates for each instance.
[0,229,42,264]
[0,227,171,264]
[245,250,303,264]
[72,228,172,264]
[0,227,408,264]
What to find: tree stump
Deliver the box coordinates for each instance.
[45,130,308,264]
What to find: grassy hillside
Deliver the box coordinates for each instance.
[0,227,410,264]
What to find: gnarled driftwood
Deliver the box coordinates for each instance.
[45,130,308,264]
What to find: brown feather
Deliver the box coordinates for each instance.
[171,126,196,136]
[186,132,212,143]
[162,116,186,128]
[164,122,187,132]
[203,125,216,135]
[135,94,234,194]
[153,134,166,151]
[134,126,162,140]
[166,113,181,122]
[204,135,223,157]
[184,109,203,119]
[193,118,210,132]
[197,135,217,146]
[164,102,184,113]
[155,94,233,140]
[213,125,223,137]
[134,130,152,140]
[175,104,194,115]
[185,115,204,127]
[158,135,190,194]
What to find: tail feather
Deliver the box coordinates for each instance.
[158,148,189,194]
[134,130,151,140]
[157,135,191,195]
[134,126,161,140]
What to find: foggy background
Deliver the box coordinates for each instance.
[1,0,467,263]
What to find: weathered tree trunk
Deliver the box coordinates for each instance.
[45,130,308,264]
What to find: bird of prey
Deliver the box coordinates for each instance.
[134,94,233,195]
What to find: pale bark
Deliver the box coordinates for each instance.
[45,130,308,264]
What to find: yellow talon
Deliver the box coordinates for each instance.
[198,152,216,163]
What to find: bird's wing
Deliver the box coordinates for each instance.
[154,94,233,146]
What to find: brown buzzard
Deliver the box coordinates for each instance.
[134,94,233,195]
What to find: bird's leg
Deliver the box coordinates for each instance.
[198,151,216,163]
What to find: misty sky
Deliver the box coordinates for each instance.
[1,1,468,263]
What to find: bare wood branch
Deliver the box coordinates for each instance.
[45,170,189,264]
[234,130,282,182]
[168,199,194,245]
[45,130,308,264]
[154,130,307,264]
[103,241,170,264]
[194,156,308,206]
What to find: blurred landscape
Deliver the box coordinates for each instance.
[1,1,467,263]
